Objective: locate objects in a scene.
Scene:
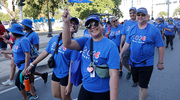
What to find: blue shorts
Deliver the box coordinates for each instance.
[0,41,7,49]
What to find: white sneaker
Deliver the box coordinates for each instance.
[2,79,14,86]
[73,98,78,100]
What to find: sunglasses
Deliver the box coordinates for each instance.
[86,21,99,29]
[168,20,173,22]
[129,12,136,14]
[137,13,146,17]
[112,19,118,23]
[70,22,78,26]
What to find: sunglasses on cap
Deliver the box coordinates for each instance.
[86,21,99,29]
[137,13,146,17]
[129,12,136,14]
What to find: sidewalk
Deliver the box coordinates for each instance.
[0,30,84,81]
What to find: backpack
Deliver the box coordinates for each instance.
[19,31,39,60]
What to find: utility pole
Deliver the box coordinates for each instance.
[167,0,169,18]
[47,0,53,37]
[151,0,153,18]
[20,0,25,21]
[132,0,133,7]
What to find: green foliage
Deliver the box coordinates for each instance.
[158,11,167,17]
[69,0,115,20]
[53,10,63,20]
[0,12,11,21]
[173,5,180,17]
[23,0,44,19]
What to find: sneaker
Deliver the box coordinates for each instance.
[126,72,131,80]
[165,46,168,48]
[73,98,78,100]
[41,72,48,83]
[28,94,38,100]
[171,47,173,50]
[2,79,14,86]
[119,71,123,78]
[131,83,138,87]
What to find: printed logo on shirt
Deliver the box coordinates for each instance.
[127,26,131,31]
[110,31,121,36]
[63,46,66,51]
[82,46,100,63]
[132,35,146,43]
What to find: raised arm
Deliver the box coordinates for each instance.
[62,9,81,50]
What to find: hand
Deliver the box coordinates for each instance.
[25,66,33,75]
[169,29,172,32]
[62,8,71,24]
[157,63,164,70]
[65,84,72,95]
[23,69,27,76]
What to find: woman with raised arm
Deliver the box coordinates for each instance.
[62,9,119,100]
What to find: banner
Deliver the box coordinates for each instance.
[68,0,93,3]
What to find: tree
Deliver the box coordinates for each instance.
[112,0,123,18]
[173,5,180,17]
[68,0,116,20]
[158,11,167,17]
[23,0,44,19]
[0,0,16,19]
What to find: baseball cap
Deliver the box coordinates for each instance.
[85,15,102,26]
[137,7,148,15]
[71,17,79,25]
[157,17,161,20]
[168,18,173,21]
[129,7,136,12]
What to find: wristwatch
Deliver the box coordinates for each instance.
[30,63,35,67]
[158,62,163,64]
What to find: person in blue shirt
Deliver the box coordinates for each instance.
[105,16,123,51]
[83,28,91,37]
[21,19,48,85]
[119,7,138,83]
[164,18,176,50]
[2,23,38,100]
[176,19,180,39]
[62,9,119,100]
[26,17,80,100]
[102,17,107,29]
[154,17,164,40]
[120,7,164,100]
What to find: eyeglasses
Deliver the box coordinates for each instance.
[70,22,78,26]
[137,13,146,17]
[129,12,136,14]
[112,19,118,23]
[86,21,99,29]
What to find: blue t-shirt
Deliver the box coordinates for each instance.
[83,29,91,37]
[103,22,107,29]
[12,36,31,70]
[176,21,180,31]
[126,23,164,67]
[76,37,120,93]
[46,35,79,78]
[24,31,39,45]
[105,24,123,47]
[122,19,137,36]
[164,23,176,36]
[154,22,163,32]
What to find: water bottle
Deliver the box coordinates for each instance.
[24,76,30,91]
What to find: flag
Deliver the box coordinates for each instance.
[68,0,93,3]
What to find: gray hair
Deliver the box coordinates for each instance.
[109,16,117,24]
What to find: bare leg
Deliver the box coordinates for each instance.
[51,80,62,99]
[9,58,16,80]
[20,89,28,100]
[139,87,148,100]
[60,85,71,100]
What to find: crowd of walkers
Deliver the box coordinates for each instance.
[0,5,180,100]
